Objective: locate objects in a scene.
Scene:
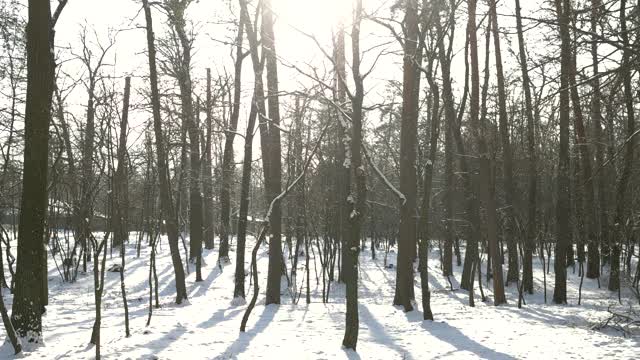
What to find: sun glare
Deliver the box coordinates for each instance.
[274,0,353,35]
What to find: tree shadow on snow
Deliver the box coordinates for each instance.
[217,304,279,358]
[197,305,244,329]
[427,273,469,306]
[359,305,414,360]
[423,321,516,359]
[189,263,223,299]
[140,321,189,357]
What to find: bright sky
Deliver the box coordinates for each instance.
[39,0,563,158]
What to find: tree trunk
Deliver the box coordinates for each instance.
[142,0,187,303]
[220,16,245,259]
[552,0,572,304]
[10,0,56,341]
[262,0,284,305]
[589,0,604,279]
[435,3,481,293]
[562,2,597,282]
[394,0,421,312]
[114,77,131,337]
[419,50,441,320]
[488,0,518,285]
[203,69,216,250]
[335,18,351,285]
[514,0,537,294]
[469,0,506,305]
[343,0,365,350]
[610,0,635,292]
[235,0,265,300]
[168,0,204,282]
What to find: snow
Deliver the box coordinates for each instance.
[1,232,639,359]
[364,149,407,206]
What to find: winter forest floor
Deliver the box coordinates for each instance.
[1,233,639,359]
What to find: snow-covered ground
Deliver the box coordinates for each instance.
[1,233,639,359]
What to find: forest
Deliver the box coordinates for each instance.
[0,0,639,358]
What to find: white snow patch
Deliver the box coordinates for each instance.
[0,231,637,359]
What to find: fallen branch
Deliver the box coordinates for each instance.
[591,305,640,337]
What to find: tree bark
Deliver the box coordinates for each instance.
[343,0,365,349]
[610,0,635,292]
[167,0,204,282]
[203,69,215,250]
[589,0,604,279]
[469,0,506,305]
[335,18,351,285]
[114,76,131,337]
[220,16,245,259]
[10,0,55,340]
[552,0,572,304]
[394,0,421,312]
[235,0,265,299]
[435,2,480,293]
[262,0,284,305]
[142,0,187,303]
[488,0,518,285]
[514,0,537,294]
[419,53,440,320]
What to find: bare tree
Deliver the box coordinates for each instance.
[610,0,635,292]
[262,0,285,305]
[10,0,67,342]
[552,0,572,304]
[468,0,506,305]
[164,0,204,282]
[142,0,188,303]
[514,0,537,294]
[488,0,518,285]
[343,0,366,349]
[220,9,245,261]
[394,0,421,312]
[114,76,131,337]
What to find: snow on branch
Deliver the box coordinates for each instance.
[362,144,406,206]
[258,111,290,134]
[264,122,330,221]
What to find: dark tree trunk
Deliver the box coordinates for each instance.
[220,16,245,259]
[589,0,604,279]
[262,0,284,305]
[168,0,204,282]
[203,69,216,250]
[90,234,108,360]
[343,0,365,350]
[114,77,131,337]
[418,49,441,320]
[610,0,635,292]
[394,0,421,312]
[488,0,518,285]
[553,0,572,304]
[10,0,56,341]
[335,18,351,285]
[562,2,597,281]
[435,3,480,293]
[469,0,506,305]
[514,0,537,294]
[142,0,187,303]
[78,68,97,268]
[235,0,265,299]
